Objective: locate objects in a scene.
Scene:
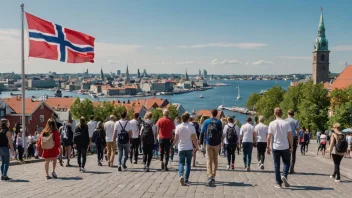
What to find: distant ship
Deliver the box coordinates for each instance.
[55,89,62,97]
[200,94,204,98]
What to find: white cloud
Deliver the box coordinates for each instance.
[155,46,164,50]
[338,61,347,65]
[252,60,274,65]
[160,61,172,65]
[176,61,195,65]
[332,45,352,51]
[176,42,267,49]
[209,58,242,65]
[275,56,311,60]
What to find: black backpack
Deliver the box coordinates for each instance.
[335,134,348,153]
[141,122,154,145]
[118,121,129,144]
[207,120,221,145]
[226,125,238,145]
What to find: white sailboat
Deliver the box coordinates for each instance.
[218,97,224,110]
[200,94,204,98]
[237,85,241,100]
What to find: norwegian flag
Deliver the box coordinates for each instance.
[25,12,95,63]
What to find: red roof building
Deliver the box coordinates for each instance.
[326,65,352,90]
[196,110,224,119]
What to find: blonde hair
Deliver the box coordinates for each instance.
[199,116,209,124]
[144,112,153,119]
[259,116,265,123]
[333,123,341,130]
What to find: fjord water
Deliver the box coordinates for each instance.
[0,80,290,123]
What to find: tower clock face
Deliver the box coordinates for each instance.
[322,42,326,47]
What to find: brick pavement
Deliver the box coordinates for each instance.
[0,145,351,198]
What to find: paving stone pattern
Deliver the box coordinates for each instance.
[1,143,351,198]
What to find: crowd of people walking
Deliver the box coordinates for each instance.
[0,107,350,187]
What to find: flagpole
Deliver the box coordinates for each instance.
[20,3,26,150]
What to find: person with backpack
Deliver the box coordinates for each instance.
[173,112,198,186]
[200,109,222,185]
[329,123,348,183]
[74,117,90,172]
[87,115,97,154]
[104,115,117,167]
[239,117,257,172]
[254,116,268,170]
[190,116,200,167]
[37,118,61,179]
[222,116,240,170]
[0,119,16,181]
[59,120,74,167]
[113,111,132,171]
[140,112,157,172]
[156,109,175,171]
[129,113,140,164]
[299,127,307,155]
[305,129,311,153]
[92,121,106,166]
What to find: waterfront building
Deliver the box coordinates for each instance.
[143,69,147,78]
[81,81,91,90]
[102,84,137,96]
[203,69,208,79]
[90,84,102,93]
[312,10,330,84]
[141,81,174,93]
[117,70,121,76]
[28,77,55,88]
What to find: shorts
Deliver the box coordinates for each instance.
[320,143,326,151]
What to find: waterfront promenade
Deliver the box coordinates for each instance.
[1,143,351,198]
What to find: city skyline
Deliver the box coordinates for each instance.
[0,0,352,75]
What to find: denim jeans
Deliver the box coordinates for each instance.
[118,143,129,166]
[242,142,253,167]
[77,145,87,168]
[0,147,10,177]
[96,144,104,162]
[178,149,193,181]
[273,149,291,185]
[290,137,298,171]
[170,146,175,161]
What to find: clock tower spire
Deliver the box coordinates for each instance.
[312,8,330,84]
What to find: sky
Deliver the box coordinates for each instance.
[0,0,351,75]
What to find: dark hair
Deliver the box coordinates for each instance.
[227,117,234,123]
[302,127,306,131]
[79,117,86,128]
[90,115,94,120]
[189,117,194,122]
[121,111,127,119]
[1,119,8,131]
[246,117,252,123]
[211,109,218,117]
[134,113,139,119]
[181,113,190,123]
[288,109,294,116]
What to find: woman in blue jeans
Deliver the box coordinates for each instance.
[0,119,16,181]
[173,113,198,186]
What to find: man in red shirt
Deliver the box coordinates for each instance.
[156,109,175,171]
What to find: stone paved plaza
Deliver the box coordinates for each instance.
[1,143,351,198]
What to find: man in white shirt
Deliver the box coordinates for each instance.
[113,111,132,171]
[222,117,240,170]
[239,117,256,172]
[173,113,197,186]
[104,115,116,167]
[267,108,293,189]
[129,113,140,164]
[87,115,97,154]
[254,116,268,170]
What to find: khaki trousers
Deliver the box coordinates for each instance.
[206,145,220,178]
[106,142,117,164]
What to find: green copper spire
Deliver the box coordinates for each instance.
[314,9,329,51]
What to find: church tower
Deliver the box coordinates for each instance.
[312,9,330,84]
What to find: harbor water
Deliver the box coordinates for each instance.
[0,80,290,123]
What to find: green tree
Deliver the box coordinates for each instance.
[70,97,94,120]
[255,86,286,124]
[328,102,350,129]
[127,103,135,120]
[296,81,330,133]
[113,105,127,121]
[152,108,163,123]
[94,101,115,121]
[246,93,261,110]
[280,83,303,117]
[168,105,178,120]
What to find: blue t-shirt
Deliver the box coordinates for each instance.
[201,118,223,146]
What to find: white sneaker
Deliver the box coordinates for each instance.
[170,161,173,167]
[179,176,185,186]
[330,175,335,179]
[81,168,86,172]
[226,165,230,170]
[335,179,341,183]
[281,176,290,187]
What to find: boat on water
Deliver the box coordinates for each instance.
[237,86,241,100]
[200,94,204,98]
[90,93,97,98]
[54,89,62,97]
[218,97,224,110]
